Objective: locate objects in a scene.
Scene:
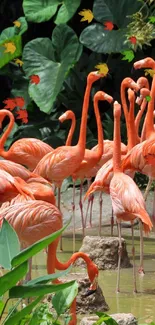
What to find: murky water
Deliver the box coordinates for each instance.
[31,229,155,324]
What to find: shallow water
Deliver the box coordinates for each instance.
[31,229,155,324]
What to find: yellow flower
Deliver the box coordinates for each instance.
[14,58,23,66]
[13,20,21,28]
[3,42,16,54]
[78,9,94,23]
[144,69,155,78]
[95,63,109,76]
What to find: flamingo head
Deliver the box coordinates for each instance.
[87,71,104,84]
[127,88,135,102]
[59,110,74,123]
[94,91,113,104]
[113,101,121,118]
[134,57,155,70]
[136,77,149,89]
[122,77,140,93]
[85,261,99,296]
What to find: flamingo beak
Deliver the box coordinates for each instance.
[84,275,98,297]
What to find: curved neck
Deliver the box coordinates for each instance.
[121,83,129,126]
[55,252,92,270]
[113,113,121,173]
[91,96,104,160]
[77,81,93,152]
[0,110,14,157]
[135,99,147,142]
[145,77,155,138]
[127,94,139,150]
[65,115,76,146]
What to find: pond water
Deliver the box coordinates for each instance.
[31,228,155,324]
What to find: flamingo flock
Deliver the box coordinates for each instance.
[0,57,155,324]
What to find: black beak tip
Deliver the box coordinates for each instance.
[84,289,97,297]
[137,89,141,97]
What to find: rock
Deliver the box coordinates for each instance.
[80,313,137,325]
[44,273,109,314]
[76,236,131,270]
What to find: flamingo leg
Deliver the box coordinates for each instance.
[79,180,85,238]
[143,177,153,201]
[131,223,137,293]
[84,198,90,228]
[138,220,145,275]
[152,184,155,224]
[57,187,63,252]
[116,222,122,293]
[84,179,91,228]
[89,193,94,228]
[99,192,103,236]
[111,208,114,236]
[72,181,76,253]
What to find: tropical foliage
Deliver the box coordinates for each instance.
[0,0,155,186]
[0,218,79,324]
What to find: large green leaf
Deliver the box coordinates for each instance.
[0,17,28,42]
[93,0,145,27]
[80,24,130,54]
[52,281,78,316]
[23,0,60,23]
[4,296,42,325]
[26,265,72,286]
[11,218,71,267]
[9,280,76,298]
[0,261,28,296]
[55,0,81,24]
[22,24,82,113]
[23,0,81,24]
[0,35,22,68]
[80,0,147,53]
[0,219,20,270]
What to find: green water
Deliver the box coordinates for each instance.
[31,229,155,324]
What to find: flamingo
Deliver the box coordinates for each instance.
[122,58,155,205]
[72,91,113,237]
[34,71,104,251]
[0,200,98,325]
[0,169,34,204]
[1,177,56,208]
[85,78,140,233]
[109,101,153,293]
[0,110,53,171]
[0,159,31,180]
[59,110,76,146]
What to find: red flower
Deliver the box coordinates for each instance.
[15,97,25,108]
[16,109,28,124]
[3,98,16,111]
[30,75,40,85]
[129,36,137,44]
[104,21,114,30]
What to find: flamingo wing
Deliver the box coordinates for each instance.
[0,201,62,246]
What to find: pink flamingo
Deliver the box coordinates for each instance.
[34,71,104,251]
[110,101,153,293]
[0,110,53,171]
[0,200,98,325]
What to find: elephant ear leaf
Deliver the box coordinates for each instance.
[23,0,81,24]
[0,36,22,68]
[80,0,147,53]
[22,24,82,114]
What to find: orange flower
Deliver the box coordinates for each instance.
[3,98,16,111]
[30,75,40,84]
[104,21,114,30]
[16,109,28,124]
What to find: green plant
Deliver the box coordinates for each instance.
[0,218,78,325]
